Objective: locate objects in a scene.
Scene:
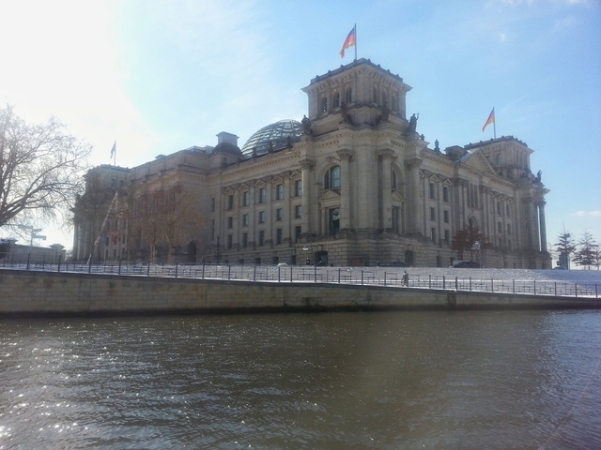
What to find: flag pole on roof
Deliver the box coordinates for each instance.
[110,140,117,166]
[340,24,357,60]
[482,108,496,139]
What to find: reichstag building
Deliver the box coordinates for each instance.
[72,59,551,268]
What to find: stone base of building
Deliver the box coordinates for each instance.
[193,235,551,269]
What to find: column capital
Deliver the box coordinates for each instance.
[404,158,422,170]
[299,159,315,171]
[376,148,395,159]
[336,148,354,161]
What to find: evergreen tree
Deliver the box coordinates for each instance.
[573,230,598,270]
[554,228,576,269]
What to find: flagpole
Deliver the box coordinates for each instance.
[493,107,497,139]
[354,23,357,61]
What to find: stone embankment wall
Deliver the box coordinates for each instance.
[0,269,598,317]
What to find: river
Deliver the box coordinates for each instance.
[1,310,600,449]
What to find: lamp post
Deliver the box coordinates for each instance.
[471,240,481,265]
[17,225,46,268]
[303,245,311,265]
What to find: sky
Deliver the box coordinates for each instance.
[1,0,600,259]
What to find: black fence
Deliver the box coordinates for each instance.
[1,258,599,299]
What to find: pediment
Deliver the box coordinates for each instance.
[391,190,405,203]
[319,189,341,203]
[461,149,497,176]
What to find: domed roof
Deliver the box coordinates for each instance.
[241,119,303,156]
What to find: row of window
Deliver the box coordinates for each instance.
[430,208,451,223]
[320,88,400,113]
[428,182,514,218]
[213,181,303,212]
[227,206,302,228]
[224,226,303,249]
[429,183,451,202]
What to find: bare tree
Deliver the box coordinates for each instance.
[160,185,204,263]
[450,224,492,261]
[125,183,204,263]
[0,105,91,227]
[71,171,116,261]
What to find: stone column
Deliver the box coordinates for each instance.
[377,149,394,231]
[299,159,314,236]
[337,149,353,231]
[536,200,547,252]
[404,158,422,235]
[522,198,534,250]
[265,178,272,244]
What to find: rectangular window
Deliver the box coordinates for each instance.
[498,222,502,233]
[443,186,449,202]
[258,188,266,203]
[444,229,450,245]
[431,227,436,242]
[430,207,436,221]
[258,230,265,246]
[295,226,302,242]
[506,204,511,217]
[211,197,216,212]
[242,191,250,207]
[276,228,283,245]
[507,223,511,235]
[242,214,249,226]
[276,184,284,200]
[429,183,435,200]
[211,220,215,240]
[443,210,449,223]
[276,208,283,221]
[295,205,302,219]
[507,239,512,251]
[497,202,502,215]
[227,234,232,249]
[294,180,302,197]
[259,211,265,223]
[242,232,248,248]
[227,194,233,210]
[227,216,233,229]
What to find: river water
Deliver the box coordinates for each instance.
[1,310,600,450]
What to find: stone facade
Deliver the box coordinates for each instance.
[72,59,550,268]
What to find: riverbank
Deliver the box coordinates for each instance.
[1,268,599,317]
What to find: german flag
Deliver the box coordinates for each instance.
[482,108,495,132]
[340,26,356,58]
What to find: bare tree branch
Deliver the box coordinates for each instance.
[0,105,91,227]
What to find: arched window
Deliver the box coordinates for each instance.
[324,165,341,189]
[321,97,328,112]
[345,88,352,103]
[391,170,397,189]
[373,87,378,103]
[333,92,340,108]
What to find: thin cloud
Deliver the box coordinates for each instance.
[574,211,601,217]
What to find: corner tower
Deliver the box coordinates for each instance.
[302,58,412,136]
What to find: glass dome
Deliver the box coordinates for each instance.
[241,119,303,156]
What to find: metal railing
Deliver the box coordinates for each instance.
[1,258,599,299]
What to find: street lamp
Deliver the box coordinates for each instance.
[17,224,46,268]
